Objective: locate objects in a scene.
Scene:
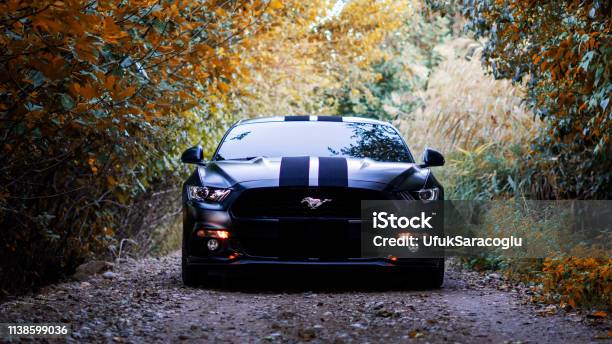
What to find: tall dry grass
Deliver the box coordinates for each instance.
[395,37,541,199]
[396,37,538,156]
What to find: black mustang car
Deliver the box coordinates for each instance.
[181,116,445,287]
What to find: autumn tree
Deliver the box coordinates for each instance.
[334,7,452,121]
[0,0,283,293]
[463,1,611,198]
[233,0,416,118]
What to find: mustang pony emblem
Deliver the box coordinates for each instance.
[301,197,332,210]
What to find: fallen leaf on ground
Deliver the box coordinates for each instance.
[587,311,607,319]
[536,304,557,315]
[376,309,393,317]
[297,328,316,341]
[409,330,424,338]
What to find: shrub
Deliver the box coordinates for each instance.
[0,0,273,295]
[463,0,611,199]
[542,257,611,309]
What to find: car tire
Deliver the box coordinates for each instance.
[181,249,199,286]
[181,234,209,286]
[421,264,445,289]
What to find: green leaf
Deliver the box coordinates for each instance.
[59,93,75,110]
[579,51,595,71]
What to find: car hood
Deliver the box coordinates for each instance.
[196,156,430,191]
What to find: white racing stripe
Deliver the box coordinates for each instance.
[309,157,319,186]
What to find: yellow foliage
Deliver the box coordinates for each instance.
[0,0,289,293]
[235,0,417,118]
[542,257,611,309]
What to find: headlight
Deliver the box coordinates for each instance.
[413,187,439,202]
[187,186,231,203]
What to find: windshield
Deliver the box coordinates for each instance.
[214,121,413,163]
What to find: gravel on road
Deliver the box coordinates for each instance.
[0,252,609,343]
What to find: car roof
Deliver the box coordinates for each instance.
[235,115,392,126]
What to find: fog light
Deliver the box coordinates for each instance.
[210,230,229,239]
[398,232,419,253]
[207,238,219,251]
[196,229,230,239]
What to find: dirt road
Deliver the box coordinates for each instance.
[0,253,608,343]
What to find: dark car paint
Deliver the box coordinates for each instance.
[181,116,444,274]
[193,157,430,189]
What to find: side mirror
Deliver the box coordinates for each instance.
[181,145,205,164]
[421,147,445,167]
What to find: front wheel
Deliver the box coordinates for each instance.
[181,249,199,286]
[420,264,445,289]
[182,237,209,286]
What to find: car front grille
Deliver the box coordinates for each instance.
[231,187,386,258]
[233,219,362,258]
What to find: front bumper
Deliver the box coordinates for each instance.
[184,200,444,271]
[186,255,443,271]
